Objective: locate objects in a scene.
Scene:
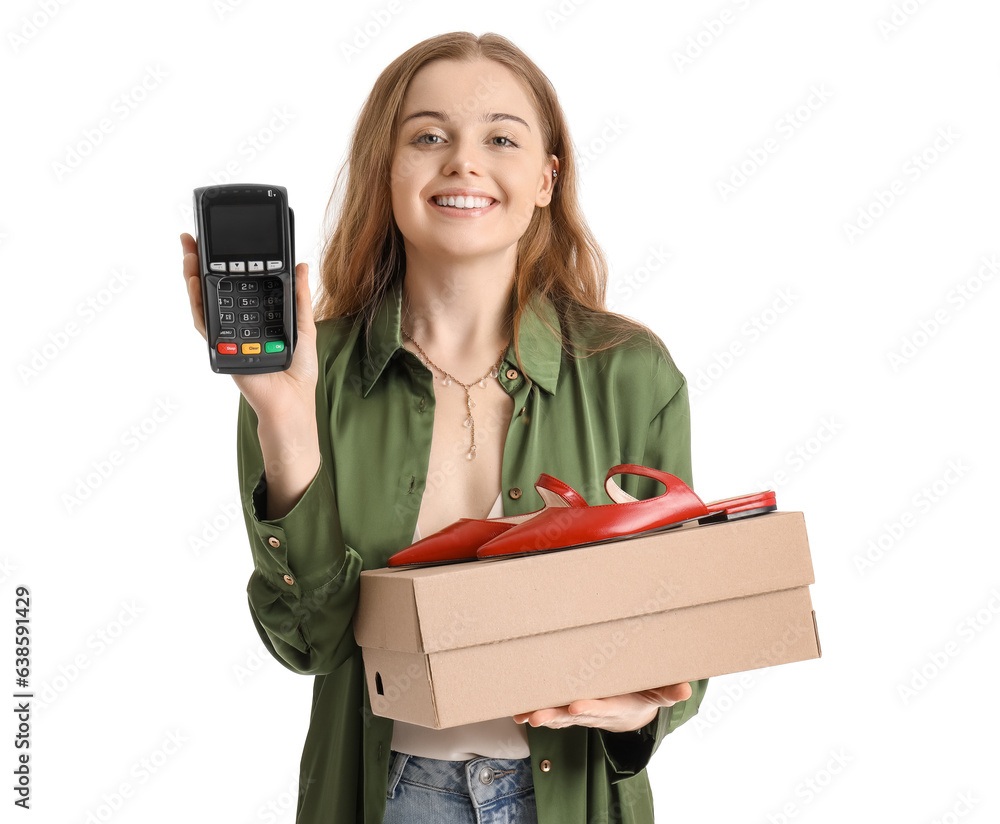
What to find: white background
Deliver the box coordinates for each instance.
[5,0,999,822]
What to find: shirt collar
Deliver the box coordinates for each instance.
[358,277,562,397]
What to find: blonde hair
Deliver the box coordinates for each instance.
[316,31,659,361]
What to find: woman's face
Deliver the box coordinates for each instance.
[390,57,558,267]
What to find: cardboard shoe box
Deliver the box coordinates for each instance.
[353,510,821,729]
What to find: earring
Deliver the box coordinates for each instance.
[552,170,559,179]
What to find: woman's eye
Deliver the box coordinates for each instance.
[411,133,518,148]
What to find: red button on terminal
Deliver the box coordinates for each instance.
[217,342,238,355]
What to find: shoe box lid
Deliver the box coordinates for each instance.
[354,510,815,655]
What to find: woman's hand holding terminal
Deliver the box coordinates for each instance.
[181,232,320,518]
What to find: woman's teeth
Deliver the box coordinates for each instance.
[434,196,494,209]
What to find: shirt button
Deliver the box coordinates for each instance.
[540,759,552,772]
[509,487,522,500]
[282,574,295,586]
[505,368,519,380]
[268,536,280,548]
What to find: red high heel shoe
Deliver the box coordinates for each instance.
[387,474,589,567]
[476,463,776,559]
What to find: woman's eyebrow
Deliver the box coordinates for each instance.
[400,110,531,131]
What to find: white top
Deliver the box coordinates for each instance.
[389,492,531,760]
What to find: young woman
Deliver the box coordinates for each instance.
[182,31,707,824]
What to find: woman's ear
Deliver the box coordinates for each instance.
[537,155,560,207]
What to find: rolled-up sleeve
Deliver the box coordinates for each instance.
[236,368,364,676]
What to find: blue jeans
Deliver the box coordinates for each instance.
[383,750,538,824]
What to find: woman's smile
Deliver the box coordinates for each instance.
[428,189,500,217]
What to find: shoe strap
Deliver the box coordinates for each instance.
[604,463,705,507]
[534,473,588,508]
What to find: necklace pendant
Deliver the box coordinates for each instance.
[401,327,508,467]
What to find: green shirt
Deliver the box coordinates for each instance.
[236,277,708,823]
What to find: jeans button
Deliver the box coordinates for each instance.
[479,767,494,785]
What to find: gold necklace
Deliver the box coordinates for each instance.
[402,329,509,460]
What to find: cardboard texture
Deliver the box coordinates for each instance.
[354,510,821,729]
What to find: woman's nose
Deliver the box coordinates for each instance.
[440,136,481,177]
